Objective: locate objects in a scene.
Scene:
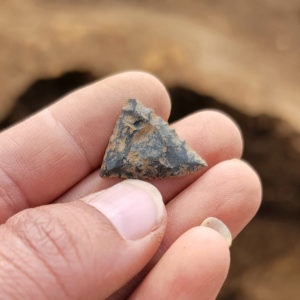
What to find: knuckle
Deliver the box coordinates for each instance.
[7,207,81,268]
[0,247,45,299]
[1,208,77,299]
[1,206,91,298]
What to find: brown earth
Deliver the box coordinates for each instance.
[1,0,300,130]
[1,0,300,299]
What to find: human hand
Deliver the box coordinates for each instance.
[0,72,262,299]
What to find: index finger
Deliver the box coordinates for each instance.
[0,72,171,222]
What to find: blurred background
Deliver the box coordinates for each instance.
[1,1,299,299]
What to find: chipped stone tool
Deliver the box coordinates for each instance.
[100,99,207,179]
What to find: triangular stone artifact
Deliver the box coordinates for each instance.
[100,99,207,179]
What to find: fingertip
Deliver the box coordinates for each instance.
[202,109,244,159]
[183,226,231,274]
[175,227,231,299]
[201,217,232,247]
[211,159,262,237]
[230,158,262,207]
[130,226,230,300]
[228,159,262,218]
[86,71,172,121]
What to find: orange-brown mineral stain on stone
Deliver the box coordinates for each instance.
[100,99,207,179]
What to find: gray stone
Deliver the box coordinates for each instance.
[100,99,207,179]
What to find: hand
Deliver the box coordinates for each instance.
[0,72,262,299]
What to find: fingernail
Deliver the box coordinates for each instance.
[85,179,165,240]
[201,217,232,247]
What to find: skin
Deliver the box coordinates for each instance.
[0,71,262,299]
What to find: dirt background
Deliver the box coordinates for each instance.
[1,1,300,299]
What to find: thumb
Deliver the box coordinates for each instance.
[0,180,166,300]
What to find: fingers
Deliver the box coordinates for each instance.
[107,159,261,299]
[163,159,262,250]
[57,110,243,203]
[0,71,171,223]
[0,180,167,299]
[130,227,230,300]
